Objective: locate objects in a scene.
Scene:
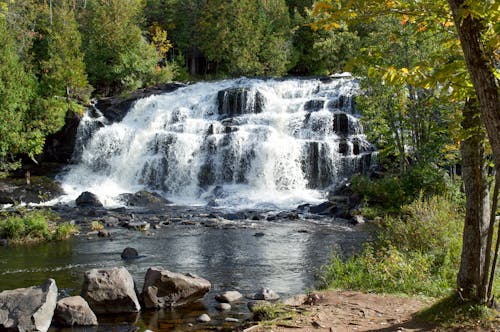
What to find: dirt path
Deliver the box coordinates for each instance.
[245,290,439,332]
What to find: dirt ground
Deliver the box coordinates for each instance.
[243,290,499,332]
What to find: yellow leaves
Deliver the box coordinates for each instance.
[401,14,410,26]
[149,23,172,58]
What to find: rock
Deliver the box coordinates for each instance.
[75,191,103,208]
[97,229,110,238]
[333,112,349,136]
[253,232,265,237]
[81,267,141,314]
[118,190,171,207]
[215,290,243,303]
[225,317,239,323]
[196,314,211,323]
[215,302,231,311]
[309,201,335,214]
[43,110,82,163]
[304,99,325,112]
[126,221,150,231]
[0,176,65,204]
[251,288,280,301]
[140,267,211,308]
[0,278,58,332]
[53,296,98,326]
[282,294,308,306]
[96,83,185,123]
[216,88,264,116]
[121,247,139,260]
[102,216,119,227]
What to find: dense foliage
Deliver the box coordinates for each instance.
[322,195,464,297]
[0,210,79,244]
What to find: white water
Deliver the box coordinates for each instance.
[59,76,374,209]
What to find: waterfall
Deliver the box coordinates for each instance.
[60,75,375,209]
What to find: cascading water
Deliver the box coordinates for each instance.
[60,75,375,209]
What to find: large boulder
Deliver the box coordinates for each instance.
[75,191,103,208]
[118,190,171,208]
[81,267,141,314]
[53,296,98,327]
[140,267,211,308]
[0,279,58,332]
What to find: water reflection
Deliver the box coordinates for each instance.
[0,218,368,331]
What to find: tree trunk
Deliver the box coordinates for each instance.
[448,0,500,303]
[458,98,490,302]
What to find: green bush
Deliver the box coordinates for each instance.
[0,210,77,244]
[352,174,405,209]
[352,165,452,210]
[320,195,463,297]
[54,222,79,240]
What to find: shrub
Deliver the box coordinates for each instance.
[90,220,104,231]
[0,210,77,244]
[55,222,79,240]
[320,195,464,297]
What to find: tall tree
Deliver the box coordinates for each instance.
[313,0,500,304]
[447,0,500,303]
[198,0,292,76]
[0,16,35,169]
[80,0,160,95]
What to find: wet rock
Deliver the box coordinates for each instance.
[53,296,98,327]
[121,247,139,260]
[0,278,58,332]
[118,190,171,208]
[125,221,150,231]
[282,294,308,306]
[225,317,239,323]
[309,201,335,214]
[81,267,141,314]
[96,83,185,124]
[224,212,247,220]
[215,290,243,303]
[215,303,231,311]
[75,191,103,208]
[0,176,65,204]
[251,288,280,301]
[197,314,211,323]
[333,112,349,136]
[140,267,211,308]
[304,99,325,112]
[97,229,110,238]
[43,110,83,163]
[102,216,119,227]
[253,232,265,237]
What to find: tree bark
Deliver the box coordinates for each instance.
[448,0,500,303]
[458,99,490,302]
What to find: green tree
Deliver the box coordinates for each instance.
[80,0,161,95]
[198,0,292,76]
[313,0,500,305]
[0,17,35,169]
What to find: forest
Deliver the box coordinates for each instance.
[1,0,500,329]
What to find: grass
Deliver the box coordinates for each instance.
[320,192,500,328]
[90,220,104,231]
[418,293,500,330]
[0,209,79,244]
[321,195,463,297]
